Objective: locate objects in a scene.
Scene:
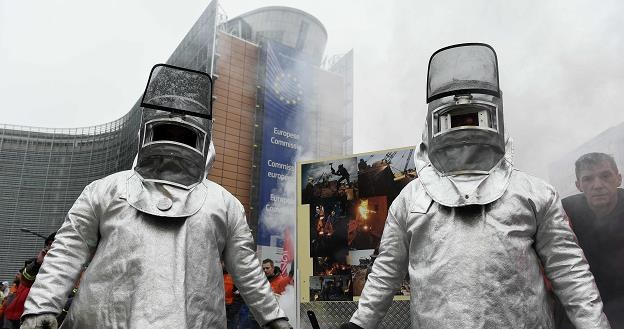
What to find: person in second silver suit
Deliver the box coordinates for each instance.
[340,43,610,329]
[20,64,292,329]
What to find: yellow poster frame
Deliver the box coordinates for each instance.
[296,145,416,303]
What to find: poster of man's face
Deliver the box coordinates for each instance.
[301,158,358,204]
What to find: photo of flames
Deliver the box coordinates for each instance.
[348,196,388,250]
[310,197,349,257]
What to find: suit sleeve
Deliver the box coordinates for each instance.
[223,197,287,326]
[350,202,410,329]
[23,182,100,317]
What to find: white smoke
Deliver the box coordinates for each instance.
[278,284,297,325]
[258,150,315,235]
[258,146,313,327]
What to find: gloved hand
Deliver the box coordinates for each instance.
[20,314,58,329]
[339,322,363,329]
[265,317,293,329]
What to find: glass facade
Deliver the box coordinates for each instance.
[327,50,354,155]
[166,0,219,74]
[0,109,140,281]
[223,7,328,65]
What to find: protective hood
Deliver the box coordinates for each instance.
[135,64,214,190]
[415,127,514,207]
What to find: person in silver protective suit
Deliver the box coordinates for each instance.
[340,44,610,329]
[19,64,292,329]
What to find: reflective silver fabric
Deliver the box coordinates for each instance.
[20,314,58,329]
[415,135,514,207]
[351,155,610,328]
[23,170,286,329]
[126,171,208,218]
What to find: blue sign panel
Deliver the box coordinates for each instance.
[257,41,311,246]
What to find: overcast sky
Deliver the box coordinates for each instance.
[1,0,623,180]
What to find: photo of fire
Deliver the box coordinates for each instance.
[313,254,350,276]
[348,196,388,250]
[310,197,349,257]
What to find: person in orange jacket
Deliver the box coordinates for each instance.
[248,259,292,329]
[261,259,289,295]
[1,279,19,327]
[4,233,55,329]
[222,261,244,329]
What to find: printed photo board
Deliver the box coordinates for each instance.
[297,146,417,302]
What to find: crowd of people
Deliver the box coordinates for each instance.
[1,151,621,328]
[0,48,622,328]
[1,238,293,329]
[1,233,56,329]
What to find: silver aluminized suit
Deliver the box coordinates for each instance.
[22,167,286,328]
[349,139,610,329]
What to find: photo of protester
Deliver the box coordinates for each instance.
[347,249,376,296]
[309,197,350,257]
[357,149,416,201]
[299,147,416,304]
[309,275,353,301]
[348,248,411,297]
[301,158,358,204]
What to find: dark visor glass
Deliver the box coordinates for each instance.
[145,121,206,153]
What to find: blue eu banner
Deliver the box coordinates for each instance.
[257,41,310,246]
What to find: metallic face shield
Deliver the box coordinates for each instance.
[135,64,214,189]
[426,43,505,175]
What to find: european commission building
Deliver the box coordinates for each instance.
[0,1,353,283]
